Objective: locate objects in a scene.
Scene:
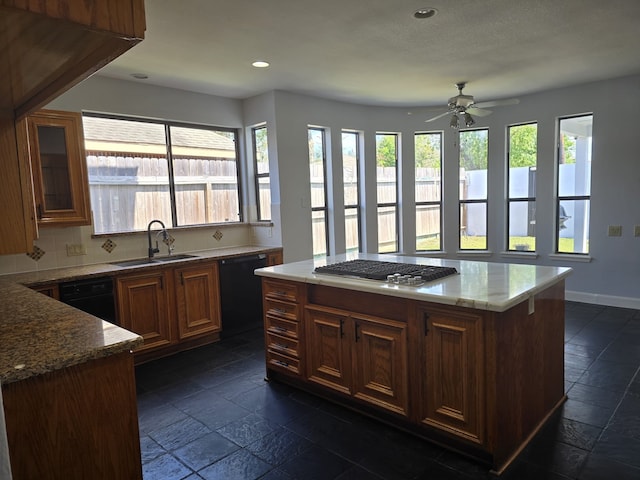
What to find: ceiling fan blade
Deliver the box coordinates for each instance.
[473,98,520,109]
[424,110,451,122]
[466,107,492,117]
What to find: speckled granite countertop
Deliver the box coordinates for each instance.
[0,245,281,384]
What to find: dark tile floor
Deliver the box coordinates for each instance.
[136,302,640,479]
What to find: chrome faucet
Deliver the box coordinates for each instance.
[147,220,167,258]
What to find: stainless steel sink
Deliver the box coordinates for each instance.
[111,254,197,267]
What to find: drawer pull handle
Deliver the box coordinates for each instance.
[272,326,287,333]
[275,360,289,367]
[273,308,286,314]
[274,343,289,351]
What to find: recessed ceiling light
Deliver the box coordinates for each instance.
[130,73,148,80]
[252,61,270,68]
[414,8,438,19]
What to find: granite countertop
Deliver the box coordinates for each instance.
[0,245,281,385]
[255,253,572,313]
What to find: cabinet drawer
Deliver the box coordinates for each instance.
[266,315,300,339]
[267,350,300,375]
[264,298,299,322]
[263,280,300,303]
[266,332,299,358]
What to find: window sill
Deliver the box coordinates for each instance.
[456,250,493,257]
[500,251,540,260]
[549,253,592,263]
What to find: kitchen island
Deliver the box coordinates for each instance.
[255,253,572,475]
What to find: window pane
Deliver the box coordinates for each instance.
[258,177,271,220]
[416,204,441,251]
[376,134,397,203]
[459,129,488,201]
[345,206,359,253]
[415,133,441,202]
[460,202,487,250]
[557,199,590,254]
[378,206,397,253]
[508,200,536,251]
[83,116,171,234]
[312,210,327,257]
[508,124,537,198]
[558,117,592,197]
[309,129,326,209]
[253,126,269,175]
[343,131,359,252]
[170,126,239,225]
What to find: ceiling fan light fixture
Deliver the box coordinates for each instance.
[464,112,475,127]
[449,114,459,129]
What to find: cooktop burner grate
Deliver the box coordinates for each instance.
[314,259,457,282]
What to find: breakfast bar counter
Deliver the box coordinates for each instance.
[255,253,572,475]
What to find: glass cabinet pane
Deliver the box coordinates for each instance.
[37,125,73,211]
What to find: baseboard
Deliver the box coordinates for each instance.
[566,290,640,310]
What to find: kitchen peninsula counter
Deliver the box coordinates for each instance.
[255,253,571,475]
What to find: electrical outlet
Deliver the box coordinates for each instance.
[66,244,87,256]
[608,225,622,237]
[635,225,640,237]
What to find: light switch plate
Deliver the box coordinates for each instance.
[608,225,622,237]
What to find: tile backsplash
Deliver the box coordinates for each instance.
[0,224,254,275]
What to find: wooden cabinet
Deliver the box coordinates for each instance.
[263,279,304,375]
[26,110,91,227]
[116,260,223,361]
[418,306,484,444]
[175,262,221,340]
[266,250,284,266]
[29,283,60,300]
[306,305,409,416]
[116,269,172,353]
[3,352,142,480]
[0,0,145,254]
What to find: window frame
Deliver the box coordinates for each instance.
[555,114,593,255]
[458,128,489,251]
[375,132,399,253]
[82,112,242,234]
[251,124,271,222]
[308,126,330,257]
[415,131,443,252]
[506,122,538,252]
[342,130,362,253]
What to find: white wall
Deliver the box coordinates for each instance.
[2,73,639,308]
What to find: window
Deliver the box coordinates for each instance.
[507,123,537,252]
[376,133,399,253]
[342,131,361,253]
[308,127,329,257]
[459,129,488,250]
[252,125,271,221]
[82,114,241,234]
[557,115,592,254]
[415,132,442,251]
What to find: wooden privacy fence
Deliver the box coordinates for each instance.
[87,153,240,233]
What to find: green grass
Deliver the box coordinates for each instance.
[416,236,580,253]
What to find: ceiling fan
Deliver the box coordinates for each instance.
[425,82,519,129]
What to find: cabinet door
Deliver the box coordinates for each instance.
[421,307,484,444]
[26,110,91,227]
[116,271,172,352]
[305,306,352,395]
[175,262,221,340]
[352,314,409,416]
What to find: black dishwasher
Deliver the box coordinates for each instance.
[59,276,118,325]
[219,253,268,338]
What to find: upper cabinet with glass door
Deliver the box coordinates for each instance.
[26,110,92,227]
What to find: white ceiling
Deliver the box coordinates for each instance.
[98,0,640,108]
